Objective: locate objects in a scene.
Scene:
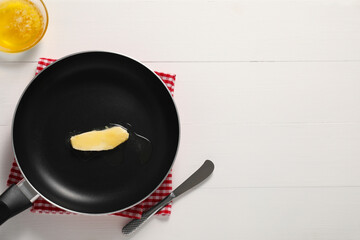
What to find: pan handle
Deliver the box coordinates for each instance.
[0,180,38,225]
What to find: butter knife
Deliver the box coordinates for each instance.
[122,160,215,235]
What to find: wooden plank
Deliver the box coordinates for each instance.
[1,121,360,187]
[172,62,360,125]
[1,62,360,126]
[175,122,360,187]
[0,0,360,62]
[1,188,360,240]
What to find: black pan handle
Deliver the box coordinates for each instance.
[0,182,36,225]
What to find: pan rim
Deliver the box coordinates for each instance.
[11,51,180,215]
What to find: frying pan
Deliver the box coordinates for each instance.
[0,51,179,225]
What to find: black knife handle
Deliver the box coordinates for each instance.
[122,193,175,235]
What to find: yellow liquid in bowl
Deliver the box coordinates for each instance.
[0,0,46,52]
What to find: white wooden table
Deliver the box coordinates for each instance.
[1,0,360,239]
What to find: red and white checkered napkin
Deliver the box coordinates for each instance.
[6,58,176,219]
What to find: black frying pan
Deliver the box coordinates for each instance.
[0,51,179,225]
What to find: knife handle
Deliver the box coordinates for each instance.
[122,192,175,235]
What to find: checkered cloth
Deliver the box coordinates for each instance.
[6,58,176,219]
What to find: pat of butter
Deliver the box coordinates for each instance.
[70,126,129,151]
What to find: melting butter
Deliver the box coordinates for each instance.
[70,126,129,151]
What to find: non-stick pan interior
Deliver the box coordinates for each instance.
[12,52,179,213]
